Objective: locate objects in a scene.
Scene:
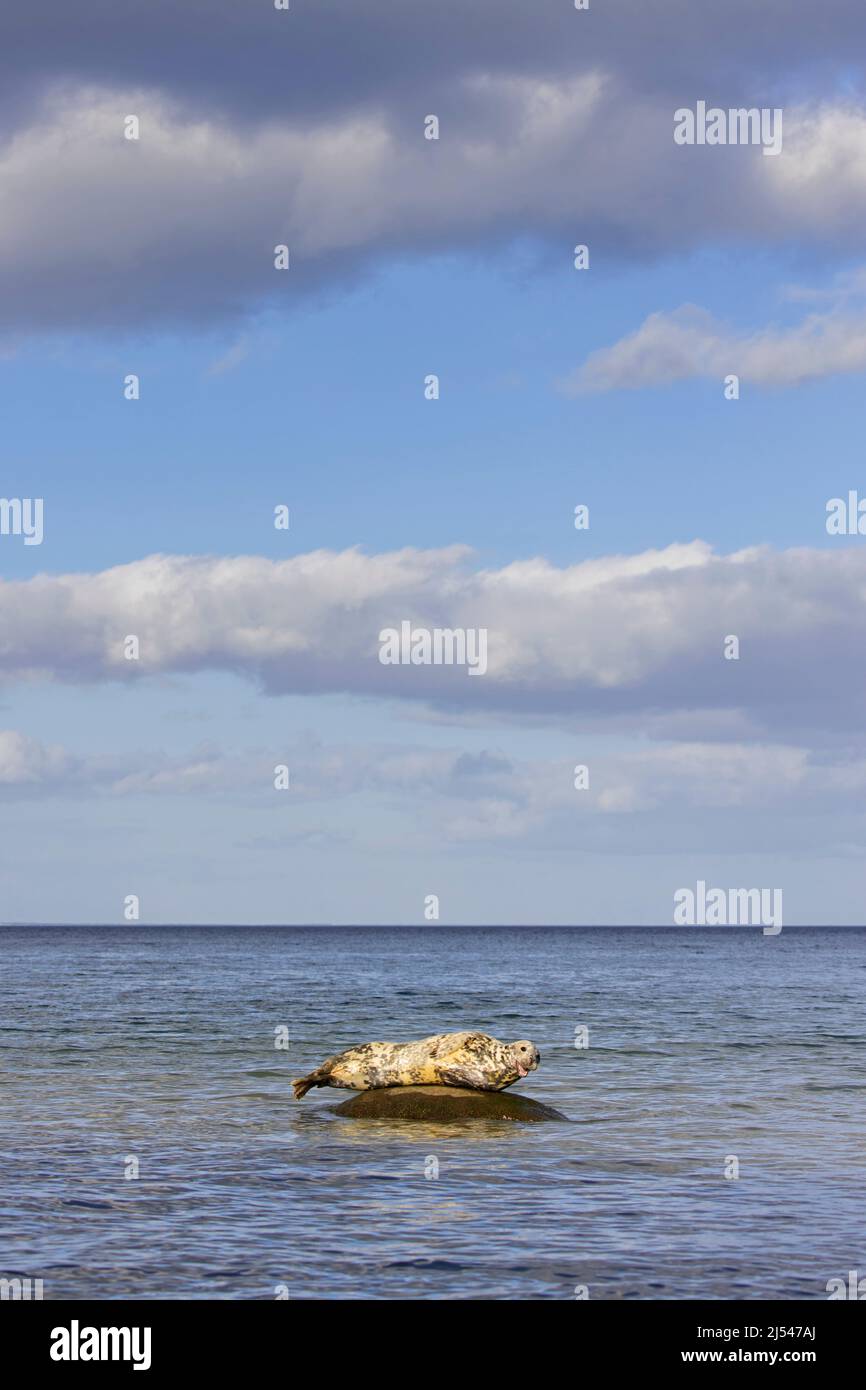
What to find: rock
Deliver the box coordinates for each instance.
[332,1084,568,1123]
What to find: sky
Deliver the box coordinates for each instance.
[2,0,866,924]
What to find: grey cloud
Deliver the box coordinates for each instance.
[4,2,865,125]
[235,829,353,851]
[3,2,866,329]
[4,85,865,332]
[451,750,513,779]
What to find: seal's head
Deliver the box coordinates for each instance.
[509,1040,541,1079]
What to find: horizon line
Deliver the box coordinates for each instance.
[2,922,864,930]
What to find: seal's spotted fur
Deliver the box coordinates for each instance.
[292,1031,540,1099]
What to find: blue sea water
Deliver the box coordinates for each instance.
[1,925,864,1301]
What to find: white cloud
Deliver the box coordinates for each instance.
[0,729,73,783]
[6,724,866,863]
[562,294,866,394]
[763,103,866,229]
[206,334,251,376]
[2,541,865,741]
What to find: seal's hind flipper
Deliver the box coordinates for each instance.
[292,1066,330,1099]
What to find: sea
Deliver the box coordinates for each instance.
[1,925,863,1300]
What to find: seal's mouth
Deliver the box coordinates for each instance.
[516,1061,529,1077]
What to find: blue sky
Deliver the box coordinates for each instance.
[6,247,866,575]
[2,1,866,923]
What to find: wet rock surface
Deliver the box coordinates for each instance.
[332,1084,568,1122]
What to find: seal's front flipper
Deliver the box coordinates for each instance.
[436,1066,493,1091]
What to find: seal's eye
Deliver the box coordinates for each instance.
[520,1046,527,1052]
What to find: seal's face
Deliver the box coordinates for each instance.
[509,1040,541,1078]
